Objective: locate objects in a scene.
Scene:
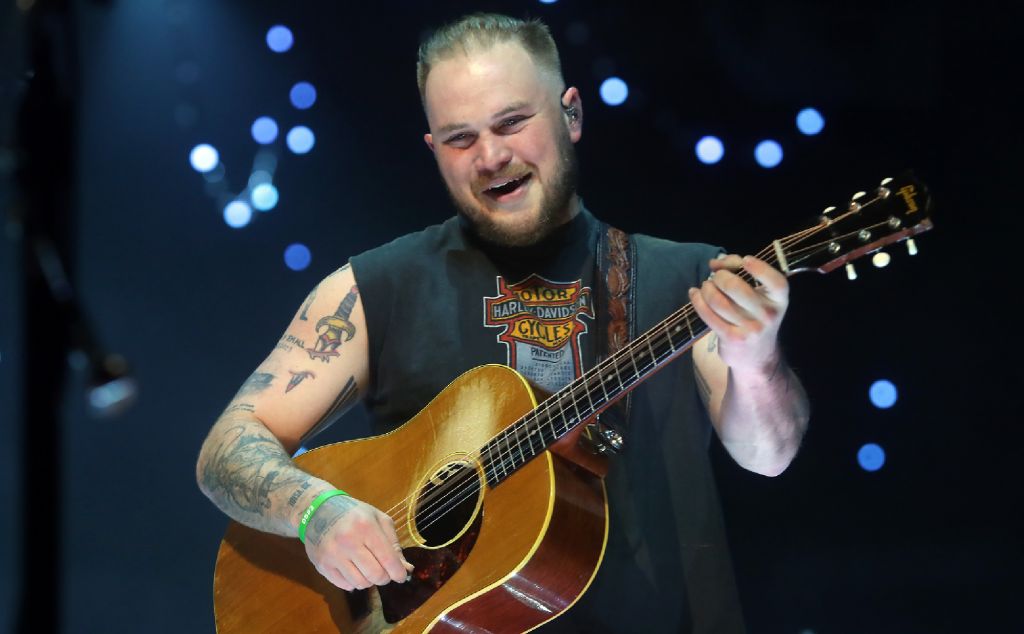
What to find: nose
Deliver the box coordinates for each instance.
[474,133,512,175]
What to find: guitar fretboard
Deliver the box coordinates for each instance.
[478,305,710,487]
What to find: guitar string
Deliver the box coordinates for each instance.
[387,223,825,539]
[385,226,822,539]
[385,221,833,539]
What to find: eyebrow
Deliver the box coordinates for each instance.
[436,101,532,136]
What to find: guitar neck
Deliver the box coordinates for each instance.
[479,290,713,488]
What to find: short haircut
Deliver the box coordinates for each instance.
[416,13,564,108]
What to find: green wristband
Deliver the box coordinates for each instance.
[298,489,349,544]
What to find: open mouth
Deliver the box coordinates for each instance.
[484,173,532,199]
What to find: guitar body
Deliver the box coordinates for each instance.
[213,365,609,633]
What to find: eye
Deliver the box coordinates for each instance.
[444,132,475,148]
[499,116,528,131]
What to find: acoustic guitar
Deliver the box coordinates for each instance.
[212,173,933,633]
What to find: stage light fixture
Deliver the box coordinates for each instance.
[286,126,316,154]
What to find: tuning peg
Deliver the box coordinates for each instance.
[906,239,918,256]
[872,251,891,268]
[846,263,858,280]
[880,177,893,186]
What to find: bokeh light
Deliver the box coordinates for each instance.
[223,201,253,228]
[286,126,316,154]
[754,140,783,168]
[251,183,279,211]
[858,443,886,472]
[266,25,294,53]
[251,117,279,144]
[869,379,898,409]
[289,82,317,110]
[189,144,219,173]
[797,108,825,135]
[695,136,724,164]
[284,243,312,271]
[599,77,629,106]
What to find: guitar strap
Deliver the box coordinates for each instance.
[582,222,636,455]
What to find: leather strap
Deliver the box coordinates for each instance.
[583,222,636,454]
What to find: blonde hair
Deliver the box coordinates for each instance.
[416,13,564,107]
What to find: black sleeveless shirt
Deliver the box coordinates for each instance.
[350,207,745,633]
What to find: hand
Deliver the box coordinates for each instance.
[303,495,415,591]
[688,254,789,376]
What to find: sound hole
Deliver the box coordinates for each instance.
[414,461,481,547]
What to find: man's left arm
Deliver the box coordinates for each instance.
[688,254,811,477]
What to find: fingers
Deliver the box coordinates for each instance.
[365,512,414,583]
[307,500,415,591]
[702,256,788,320]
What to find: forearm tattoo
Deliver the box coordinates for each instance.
[305,495,358,547]
[200,424,312,530]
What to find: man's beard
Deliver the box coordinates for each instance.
[448,131,579,248]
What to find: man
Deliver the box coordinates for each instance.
[197,13,809,633]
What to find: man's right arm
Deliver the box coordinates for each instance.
[195,263,411,590]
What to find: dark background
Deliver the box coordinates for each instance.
[2,1,1022,632]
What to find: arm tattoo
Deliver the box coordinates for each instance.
[287,481,312,507]
[200,425,311,521]
[307,285,359,363]
[223,402,256,416]
[299,286,318,321]
[306,495,358,546]
[707,334,718,353]
[300,376,359,445]
[286,370,315,393]
[237,372,275,396]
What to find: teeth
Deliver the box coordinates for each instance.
[488,175,526,192]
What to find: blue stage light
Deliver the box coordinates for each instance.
[266,25,293,53]
[285,243,312,271]
[290,82,317,110]
[251,183,279,211]
[286,126,316,154]
[539,0,558,4]
[695,136,724,164]
[223,201,252,228]
[251,117,279,144]
[857,443,886,472]
[796,108,825,135]
[869,379,898,409]
[189,144,219,173]
[599,77,628,106]
[754,140,783,168]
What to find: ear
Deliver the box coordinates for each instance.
[561,86,583,143]
[423,133,435,153]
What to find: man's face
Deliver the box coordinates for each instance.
[423,41,581,247]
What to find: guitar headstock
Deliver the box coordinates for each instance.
[777,171,933,277]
